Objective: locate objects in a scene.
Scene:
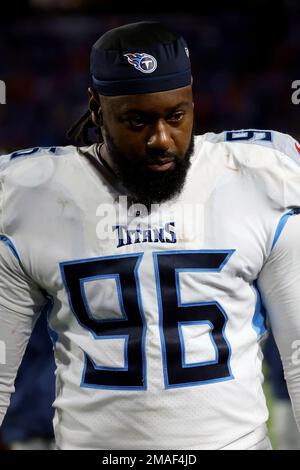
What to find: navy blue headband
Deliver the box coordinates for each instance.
[91,36,191,96]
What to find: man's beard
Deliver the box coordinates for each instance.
[104,131,195,209]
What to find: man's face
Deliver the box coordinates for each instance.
[96,86,194,207]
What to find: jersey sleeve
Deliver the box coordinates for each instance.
[257,213,300,430]
[0,239,47,426]
[205,129,300,166]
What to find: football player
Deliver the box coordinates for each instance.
[0,21,300,450]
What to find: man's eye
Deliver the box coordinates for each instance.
[168,112,184,122]
[128,116,145,127]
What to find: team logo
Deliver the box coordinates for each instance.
[124,53,157,74]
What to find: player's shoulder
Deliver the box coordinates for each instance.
[198,128,300,170]
[0,145,78,172]
[0,145,85,191]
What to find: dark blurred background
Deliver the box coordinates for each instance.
[0,0,299,151]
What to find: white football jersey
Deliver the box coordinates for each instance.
[1,130,300,449]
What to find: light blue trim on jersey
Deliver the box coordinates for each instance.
[47,320,58,348]
[271,208,300,251]
[60,252,147,391]
[0,238,58,347]
[134,253,148,390]
[42,295,58,348]
[0,238,58,350]
[0,235,21,263]
[10,146,57,160]
[79,274,128,327]
[251,282,267,338]
[174,259,232,373]
[82,337,129,374]
[153,249,234,389]
[60,251,142,267]
[178,320,218,368]
[153,254,168,388]
[172,300,232,389]
[36,288,57,349]
[174,251,235,306]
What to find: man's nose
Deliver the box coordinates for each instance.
[146,120,172,152]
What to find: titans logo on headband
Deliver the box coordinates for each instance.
[124,53,157,74]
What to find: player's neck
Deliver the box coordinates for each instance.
[97,142,116,176]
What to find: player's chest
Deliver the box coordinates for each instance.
[25,181,268,297]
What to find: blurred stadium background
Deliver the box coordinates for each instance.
[0,0,300,450]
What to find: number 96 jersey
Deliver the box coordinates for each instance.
[1,130,300,449]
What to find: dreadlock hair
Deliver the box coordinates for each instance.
[66,109,103,146]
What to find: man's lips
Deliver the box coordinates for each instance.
[145,158,176,172]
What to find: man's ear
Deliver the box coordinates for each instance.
[88,87,103,126]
